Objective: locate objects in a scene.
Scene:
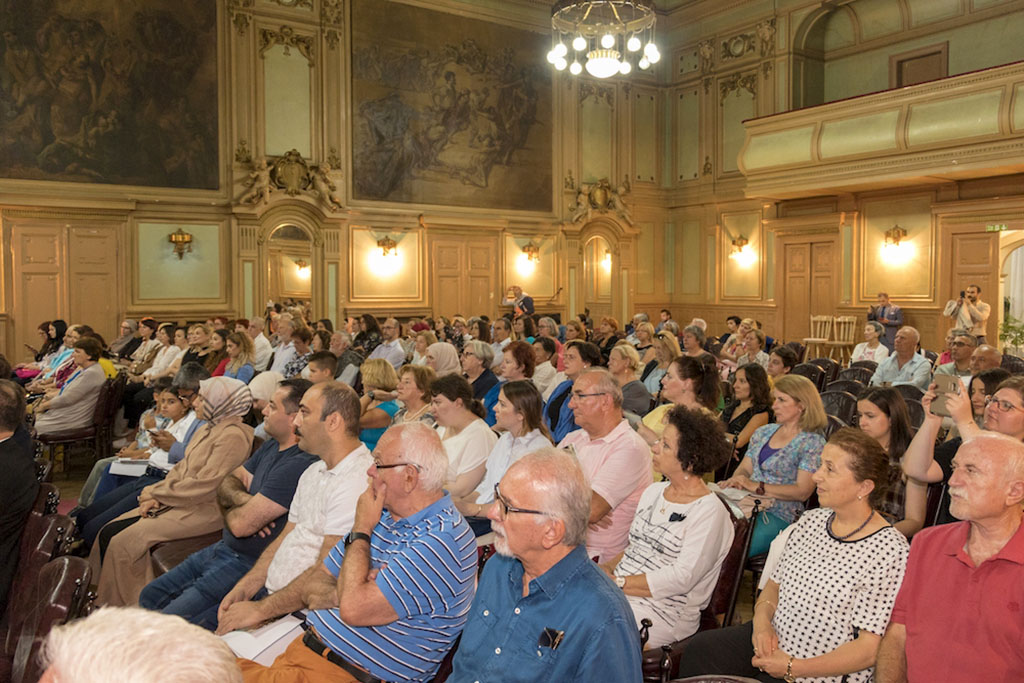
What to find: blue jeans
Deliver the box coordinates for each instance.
[74,473,165,546]
[139,541,255,631]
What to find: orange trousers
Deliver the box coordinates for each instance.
[239,636,362,683]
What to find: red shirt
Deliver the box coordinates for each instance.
[890,519,1024,682]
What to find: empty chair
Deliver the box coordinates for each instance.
[849,360,878,373]
[905,399,925,430]
[802,316,833,360]
[826,316,858,365]
[809,357,840,384]
[825,379,864,396]
[922,349,939,366]
[790,363,826,392]
[895,384,925,403]
[820,391,858,425]
[838,366,874,384]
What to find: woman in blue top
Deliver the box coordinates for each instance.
[544,340,603,443]
[222,331,256,384]
[720,373,826,556]
[358,358,400,452]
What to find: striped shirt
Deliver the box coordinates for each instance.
[306,494,476,682]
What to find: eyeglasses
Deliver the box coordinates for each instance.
[493,484,548,519]
[950,341,972,348]
[462,352,476,358]
[372,459,421,471]
[571,391,607,401]
[985,396,1024,414]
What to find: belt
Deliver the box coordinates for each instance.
[302,629,383,683]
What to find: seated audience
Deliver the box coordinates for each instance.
[144,324,187,383]
[608,342,653,416]
[127,318,161,374]
[489,318,511,369]
[424,340,461,377]
[721,374,826,556]
[483,340,535,425]
[851,321,891,364]
[216,382,373,635]
[89,376,254,606]
[391,364,437,427]
[267,317,297,375]
[633,321,656,365]
[237,423,476,683]
[559,368,651,562]
[868,326,931,390]
[453,380,552,533]
[969,343,1002,372]
[450,448,642,682]
[0,380,36,614]
[593,316,622,360]
[719,364,772,476]
[679,428,909,683]
[328,331,363,384]
[352,313,383,356]
[531,336,558,397]
[933,327,961,367]
[139,379,315,629]
[641,330,681,396]
[367,317,405,369]
[15,319,68,382]
[108,319,140,359]
[310,329,331,354]
[356,358,400,452]
[564,318,588,344]
[718,315,742,347]
[946,367,1012,440]
[462,339,498,399]
[933,331,976,380]
[766,344,797,380]
[221,331,256,383]
[33,337,107,436]
[901,375,1024,525]
[281,327,313,378]
[411,329,437,366]
[247,318,274,371]
[431,373,497,498]
[514,314,537,344]
[181,324,212,370]
[856,387,927,537]
[877,433,1024,682]
[641,354,721,442]
[537,316,564,369]
[735,328,770,369]
[680,324,706,358]
[718,317,753,363]
[544,340,602,443]
[303,350,337,383]
[39,607,242,683]
[206,328,230,376]
[603,406,734,648]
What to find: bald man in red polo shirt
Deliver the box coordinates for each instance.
[876,432,1024,682]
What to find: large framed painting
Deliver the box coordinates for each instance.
[0,1,218,189]
[351,0,552,212]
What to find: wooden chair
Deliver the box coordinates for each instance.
[904,399,925,431]
[895,384,925,403]
[825,379,864,396]
[790,363,826,392]
[823,414,848,439]
[784,341,806,364]
[802,316,833,361]
[839,367,875,385]
[820,391,859,425]
[849,360,878,373]
[826,316,858,365]
[150,531,224,578]
[922,349,939,366]
[37,373,126,470]
[924,482,947,528]
[34,458,52,483]
[808,357,840,384]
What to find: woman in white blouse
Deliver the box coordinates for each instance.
[453,380,552,534]
[850,321,890,364]
[430,374,498,499]
[602,406,734,648]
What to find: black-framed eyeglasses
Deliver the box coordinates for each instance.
[372,459,421,471]
[985,396,1024,414]
[571,391,607,401]
[493,484,548,519]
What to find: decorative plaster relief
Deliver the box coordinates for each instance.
[230,0,255,35]
[270,0,312,8]
[720,72,757,103]
[580,83,615,107]
[721,33,755,61]
[757,19,776,58]
[698,40,714,74]
[259,25,315,64]
[568,177,634,226]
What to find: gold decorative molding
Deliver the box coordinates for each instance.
[327,147,342,169]
[698,39,714,74]
[234,139,252,165]
[239,151,342,212]
[567,177,634,226]
[321,0,343,50]
[756,19,776,58]
[720,72,757,103]
[721,33,755,61]
[270,0,312,8]
[258,25,315,65]
[229,0,254,36]
[579,82,614,107]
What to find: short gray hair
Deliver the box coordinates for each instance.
[538,316,558,333]
[578,367,623,409]
[465,339,494,366]
[249,318,265,331]
[41,607,241,683]
[378,422,448,491]
[632,312,649,323]
[510,448,591,547]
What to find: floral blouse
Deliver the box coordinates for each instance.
[745,424,825,523]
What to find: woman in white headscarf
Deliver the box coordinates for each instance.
[90,377,254,607]
[425,341,462,377]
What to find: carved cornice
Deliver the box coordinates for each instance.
[258,25,315,64]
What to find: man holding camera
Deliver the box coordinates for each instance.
[943,284,990,344]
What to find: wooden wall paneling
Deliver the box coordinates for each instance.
[467,241,496,320]
[949,231,999,341]
[11,225,64,362]
[811,241,836,315]
[67,226,119,341]
[781,242,810,342]
[431,239,464,318]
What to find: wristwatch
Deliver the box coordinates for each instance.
[615,576,626,589]
[344,531,371,548]
[755,481,766,496]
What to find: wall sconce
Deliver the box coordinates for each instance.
[168,228,193,260]
[369,233,403,277]
[729,235,757,268]
[377,237,398,257]
[294,259,311,279]
[522,244,541,264]
[881,224,914,265]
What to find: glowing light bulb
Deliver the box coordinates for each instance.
[554,43,568,57]
[572,35,587,51]
[619,61,631,75]
[627,36,641,52]
[554,57,567,71]
[570,61,582,75]
[546,49,556,64]
[601,33,615,49]
[638,56,650,70]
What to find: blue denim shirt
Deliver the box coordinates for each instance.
[449,545,641,683]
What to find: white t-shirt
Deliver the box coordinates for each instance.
[436,418,497,485]
[472,429,553,504]
[148,412,198,471]
[264,444,373,593]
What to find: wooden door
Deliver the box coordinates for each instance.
[950,232,999,341]
[68,226,119,341]
[780,237,836,342]
[430,236,498,319]
[11,225,65,363]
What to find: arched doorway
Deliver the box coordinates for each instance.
[563,215,637,327]
[255,204,325,321]
[582,235,613,323]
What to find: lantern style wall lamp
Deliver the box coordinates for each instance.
[168,228,193,259]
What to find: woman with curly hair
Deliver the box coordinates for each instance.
[601,406,735,648]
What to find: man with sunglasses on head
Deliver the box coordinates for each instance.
[450,448,641,682]
[237,421,476,683]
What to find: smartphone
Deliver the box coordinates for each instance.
[960,290,966,299]
[930,374,962,418]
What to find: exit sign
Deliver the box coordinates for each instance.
[986,224,1008,232]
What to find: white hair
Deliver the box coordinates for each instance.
[966,431,1024,483]
[509,448,591,547]
[41,607,241,683]
[248,318,265,331]
[578,367,623,409]
[378,422,448,491]
[465,339,494,366]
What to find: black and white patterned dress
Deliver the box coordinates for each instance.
[768,507,909,683]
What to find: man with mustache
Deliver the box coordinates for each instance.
[449,448,641,682]
[877,433,1024,682]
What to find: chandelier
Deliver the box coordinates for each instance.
[546,0,660,79]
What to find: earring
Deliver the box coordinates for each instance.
[857,495,863,500]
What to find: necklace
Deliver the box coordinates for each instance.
[402,403,430,423]
[829,509,875,541]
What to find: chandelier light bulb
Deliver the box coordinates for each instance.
[572,35,587,51]
[627,36,642,52]
[554,42,568,58]
[550,0,657,79]
[638,56,650,70]
[570,60,583,75]
[546,49,557,64]
[554,57,568,71]
[601,33,615,49]
[585,49,621,79]
[646,45,661,63]
[619,61,631,75]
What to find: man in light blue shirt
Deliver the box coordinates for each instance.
[869,326,932,391]
[367,318,406,369]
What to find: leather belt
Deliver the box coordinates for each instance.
[302,629,383,683]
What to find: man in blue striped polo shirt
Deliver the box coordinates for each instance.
[239,422,476,683]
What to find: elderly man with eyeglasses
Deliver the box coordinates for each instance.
[934,332,977,381]
[449,448,642,683]
[557,368,651,563]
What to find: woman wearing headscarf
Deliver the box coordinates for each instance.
[109,319,141,358]
[425,341,462,377]
[89,377,254,607]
